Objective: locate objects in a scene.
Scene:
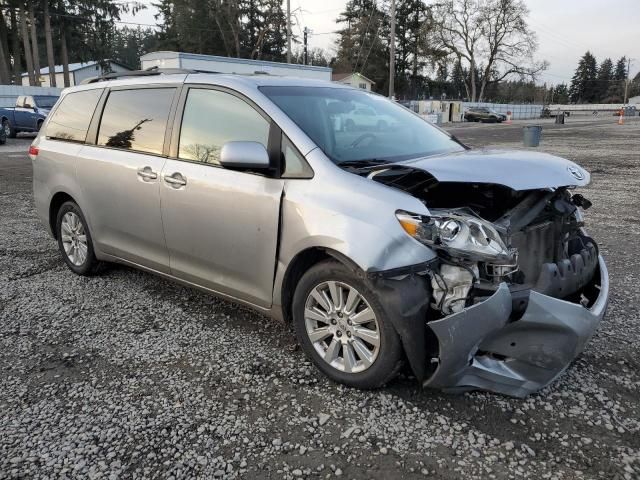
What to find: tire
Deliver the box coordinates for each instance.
[2,119,15,138]
[0,125,6,145]
[55,201,101,276]
[292,260,403,389]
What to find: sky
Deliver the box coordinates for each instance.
[123,0,640,85]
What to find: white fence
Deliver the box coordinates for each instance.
[0,85,62,107]
[462,102,543,120]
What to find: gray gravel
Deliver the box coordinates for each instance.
[1,119,639,479]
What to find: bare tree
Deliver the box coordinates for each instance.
[431,0,546,101]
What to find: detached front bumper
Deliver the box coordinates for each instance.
[423,255,609,398]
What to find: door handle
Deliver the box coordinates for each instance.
[137,166,158,181]
[164,172,187,188]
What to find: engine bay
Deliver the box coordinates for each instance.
[369,166,598,318]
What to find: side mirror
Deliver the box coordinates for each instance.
[220,141,270,169]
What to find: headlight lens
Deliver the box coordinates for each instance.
[397,210,515,262]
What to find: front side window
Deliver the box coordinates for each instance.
[98,88,175,155]
[178,88,270,165]
[261,86,464,165]
[45,89,102,143]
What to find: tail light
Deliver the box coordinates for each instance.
[28,145,39,158]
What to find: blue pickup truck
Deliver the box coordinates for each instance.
[0,94,59,138]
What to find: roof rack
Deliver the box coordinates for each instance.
[82,66,218,84]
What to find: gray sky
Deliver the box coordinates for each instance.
[124,0,640,84]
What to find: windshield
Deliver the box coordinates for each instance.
[260,86,464,164]
[33,96,59,108]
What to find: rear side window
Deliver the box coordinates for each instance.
[46,89,102,143]
[98,88,175,155]
[178,88,270,165]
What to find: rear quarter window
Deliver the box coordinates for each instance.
[46,89,103,143]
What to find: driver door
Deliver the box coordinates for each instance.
[160,87,284,308]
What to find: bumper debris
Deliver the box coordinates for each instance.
[423,256,609,397]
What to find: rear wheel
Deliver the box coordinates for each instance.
[292,260,403,389]
[55,201,101,275]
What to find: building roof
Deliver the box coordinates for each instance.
[332,72,375,84]
[22,60,132,77]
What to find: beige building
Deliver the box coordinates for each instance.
[332,72,375,91]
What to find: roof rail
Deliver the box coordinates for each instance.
[82,66,218,84]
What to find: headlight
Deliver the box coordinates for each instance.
[396,210,515,262]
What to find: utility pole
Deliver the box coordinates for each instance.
[286,0,292,63]
[623,57,631,105]
[389,0,396,99]
[303,27,308,66]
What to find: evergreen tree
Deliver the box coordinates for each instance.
[606,56,628,102]
[569,51,598,103]
[333,0,388,93]
[595,58,613,102]
[450,59,468,100]
[552,83,569,104]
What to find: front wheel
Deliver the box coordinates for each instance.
[2,119,15,138]
[292,260,403,389]
[55,201,101,275]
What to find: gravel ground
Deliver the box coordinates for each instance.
[1,118,639,479]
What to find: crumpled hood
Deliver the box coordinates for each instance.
[398,149,590,191]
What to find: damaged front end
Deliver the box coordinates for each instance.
[373,169,609,398]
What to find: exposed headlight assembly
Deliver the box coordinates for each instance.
[396,209,516,263]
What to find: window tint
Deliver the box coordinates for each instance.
[98,88,175,155]
[179,89,270,165]
[46,89,102,143]
[282,134,312,178]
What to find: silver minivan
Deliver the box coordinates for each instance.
[31,70,608,397]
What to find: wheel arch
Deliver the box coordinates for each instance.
[279,246,363,325]
[49,191,77,239]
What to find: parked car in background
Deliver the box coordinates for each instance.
[31,71,608,398]
[341,104,399,131]
[0,94,59,138]
[464,107,506,123]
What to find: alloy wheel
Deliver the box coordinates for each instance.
[304,281,380,374]
[60,212,88,266]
